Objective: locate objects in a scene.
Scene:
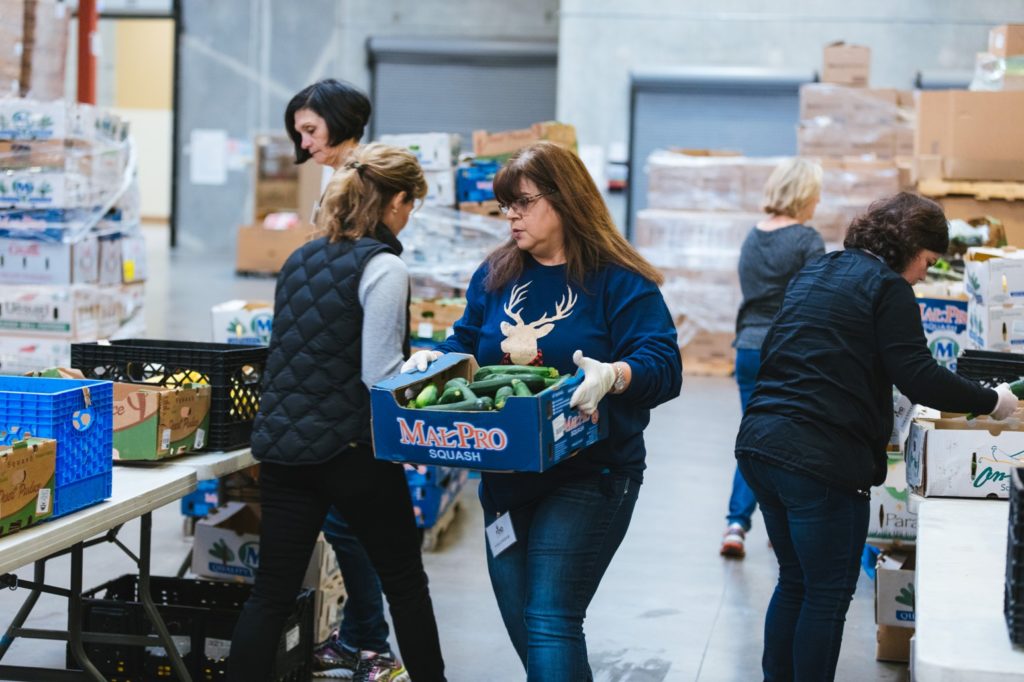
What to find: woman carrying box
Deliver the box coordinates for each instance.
[734,192,1017,682]
[283,78,401,679]
[402,141,682,680]
[229,143,445,682]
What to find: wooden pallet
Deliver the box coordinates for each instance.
[422,500,461,553]
[918,178,1024,202]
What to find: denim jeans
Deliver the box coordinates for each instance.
[485,470,639,681]
[727,348,760,530]
[321,507,390,653]
[228,445,445,682]
[738,456,869,682]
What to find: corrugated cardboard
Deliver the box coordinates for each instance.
[423,169,455,207]
[799,85,909,125]
[0,235,99,286]
[211,300,273,346]
[822,41,870,87]
[253,135,323,224]
[235,224,316,274]
[0,437,55,537]
[941,197,1024,248]
[457,200,502,218]
[916,294,969,371]
[112,383,212,460]
[906,416,1024,498]
[378,132,460,171]
[990,24,1024,58]
[472,121,576,160]
[409,298,465,343]
[868,456,917,546]
[915,90,1024,181]
[964,246,1024,305]
[876,624,914,663]
[875,550,916,628]
[967,298,1024,351]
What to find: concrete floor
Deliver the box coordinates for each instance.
[0,225,909,681]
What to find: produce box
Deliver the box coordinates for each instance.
[112,383,211,461]
[964,246,1024,305]
[371,353,607,472]
[916,294,969,370]
[875,550,916,628]
[967,299,1024,351]
[424,169,455,207]
[906,416,1024,498]
[212,299,274,346]
[0,234,99,286]
[409,297,465,344]
[867,455,917,546]
[0,437,55,536]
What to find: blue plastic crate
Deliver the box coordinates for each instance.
[409,468,468,529]
[455,162,501,203]
[180,478,220,518]
[0,376,113,518]
[402,464,455,488]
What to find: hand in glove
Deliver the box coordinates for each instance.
[569,349,616,416]
[990,382,1019,420]
[401,350,441,374]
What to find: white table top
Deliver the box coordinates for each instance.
[0,466,197,575]
[154,448,256,479]
[914,498,1024,681]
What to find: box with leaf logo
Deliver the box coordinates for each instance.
[112,383,211,461]
[211,300,273,346]
[371,353,607,473]
[875,550,916,628]
[868,456,917,546]
[0,437,55,537]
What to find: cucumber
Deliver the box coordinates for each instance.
[473,365,559,381]
[420,396,494,411]
[494,385,515,409]
[510,378,533,397]
[414,383,439,408]
[444,377,469,390]
[468,373,547,396]
[438,387,465,404]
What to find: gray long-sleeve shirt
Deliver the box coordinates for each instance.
[358,252,408,389]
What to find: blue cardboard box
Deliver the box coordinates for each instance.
[371,353,607,472]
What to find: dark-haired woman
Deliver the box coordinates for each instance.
[403,141,682,680]
[284,79,398,678]
[228,144,445,682]
[734,192,1017,681]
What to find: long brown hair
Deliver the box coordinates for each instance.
[486,141,663,291]
[316,142,427,242]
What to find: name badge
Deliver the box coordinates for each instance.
[485,512,517,557]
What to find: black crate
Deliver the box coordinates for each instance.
[71,340,267,451]
[956,350,1024,387]
[69,575,313,681]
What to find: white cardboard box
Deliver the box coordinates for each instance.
[0,336,72,374]
[966,299,1024,351]
[0,235,99,285]
[192,502,336,586]
[0,284,122,340]
[0,171,90,208]
[378,132,460,170]
[875,550,916,628]
[423,169,456,207]
[964,247,1024,305]
[868,456,917,545]
[906,416,1024,498]
[916,295,969,371]
[211,300,273,345]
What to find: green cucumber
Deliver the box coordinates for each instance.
[510,378,533,397]
[473,365,559,381]
[420,396,494,411]
[414,383,439,408]
[444,377,469,390]
[494,385,515,409]
[438,387,465,404]
[468,374,547,396]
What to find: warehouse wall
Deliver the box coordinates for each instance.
[558,0,1024,161]
[174,0,558,251]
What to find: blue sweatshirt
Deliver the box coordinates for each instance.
[437,254,682,513]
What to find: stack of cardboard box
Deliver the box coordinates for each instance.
[235,134,322,275]
[0,0,68,99]
[964,247,1024,351]
[970,24,1024,92]
[0,100,146,373]
[916,25,1024,247]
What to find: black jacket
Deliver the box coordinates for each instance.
[735,249,996,495]
[251,226,406,465]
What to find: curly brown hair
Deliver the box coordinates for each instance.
[843,192,949,273]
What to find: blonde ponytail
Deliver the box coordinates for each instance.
[316,142,428,241]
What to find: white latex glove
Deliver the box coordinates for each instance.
[569,349,616,416]
[401,350,441,374]
[990,383,1019,420]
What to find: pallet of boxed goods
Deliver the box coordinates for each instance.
[918,178,1024,202]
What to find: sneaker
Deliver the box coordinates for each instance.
[353,651,410,682]
[720,523,746,559]
[312,630,360,678]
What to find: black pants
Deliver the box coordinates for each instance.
[227,445,446,681]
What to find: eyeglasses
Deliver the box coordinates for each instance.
[498,191,554,215]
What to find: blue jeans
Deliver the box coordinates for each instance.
[321,507,390,653]
[484,471,639,682]
[727,348,760,529]
[738,457,869,682]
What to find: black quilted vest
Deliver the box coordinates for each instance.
[250,225,408,465]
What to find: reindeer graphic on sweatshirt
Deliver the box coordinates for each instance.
[500,282,577,365]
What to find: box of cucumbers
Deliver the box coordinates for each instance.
[371,353,608,472]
